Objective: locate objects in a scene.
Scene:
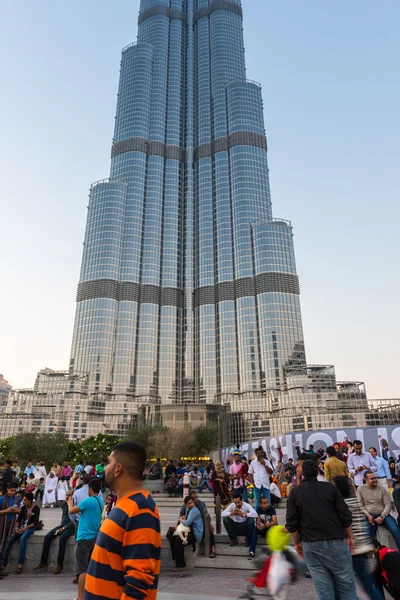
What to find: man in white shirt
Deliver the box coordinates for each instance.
[221,495,257,547]
[347,440,377,487]
[248,446,273,508]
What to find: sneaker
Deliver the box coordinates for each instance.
[50,504,54,508]
[53,564,63,574]
[248,551,255,560]
[172,566,187,572]
[34,562,47,570]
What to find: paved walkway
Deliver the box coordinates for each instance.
[0,568,324,600]
[1,566,373,600]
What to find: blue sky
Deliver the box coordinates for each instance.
[1,1,399,398]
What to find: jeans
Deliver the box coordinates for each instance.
[232,485,248,502]
[253,486,270,509]
[3,529,35,566]
[40,526,75,565]
[223,517,254,544]
[368,514,400,550]
[352,554,383,600]
[302,538,358,600]
[198,479,212,493]
[249,525,267,554]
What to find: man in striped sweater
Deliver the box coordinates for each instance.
[84,442,161,600]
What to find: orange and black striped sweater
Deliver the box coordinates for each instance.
[85,490,161,600]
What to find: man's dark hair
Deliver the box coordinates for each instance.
[255,446,264,454]
[82,473,92,485]
[8,482,18,490]
[288,458,293,462]
[193,466,198,472]
[24,492,34,502]
[309,444,314,449]
[369,447,377,453]
[112,441,146,480]
[89,478,102,494]
[4,459,12,467]
[189,491,198,498]
[353,440,362,446]
[184,495,192,504]
[233,493,243,500]
[364,470,374,481]
[334,475,352,499]
[302,460,318,479]
[326,446,336,457]
[156,458,161,462]
[299,452,310,461]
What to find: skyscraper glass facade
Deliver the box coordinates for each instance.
[69,0,307,415]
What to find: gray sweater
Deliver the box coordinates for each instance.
[357,483,391,519]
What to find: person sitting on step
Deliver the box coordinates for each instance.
[34,490,75,574]
[221,493,257,548]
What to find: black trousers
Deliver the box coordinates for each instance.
[223,517,254,543]
[271,493,281,506]
[167,529,195,568]
[40,526,75,566]
[35,489,44,504]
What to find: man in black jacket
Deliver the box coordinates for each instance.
[286,460,358,600]
[1,492,40,574]
[34,493,75,574]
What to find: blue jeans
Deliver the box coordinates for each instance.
[232,485,248,503]
[253,486,270,509]
[249,525,267,554]
[3,528,35,566]
[198,479,212,493]
[368,514,400,550]
[352,554,383,600]
[302,539,358,600]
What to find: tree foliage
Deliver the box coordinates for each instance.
[0,424,219,467]
[0,436,14,461]
[67,433,120,465]
[8,432,69,469]
[189,424,219,457]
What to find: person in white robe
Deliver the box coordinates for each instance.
[56,476,69,504]
[42,471,57,507]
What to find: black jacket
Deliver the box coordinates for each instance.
[286,478,352,543]
[17,504,40,529]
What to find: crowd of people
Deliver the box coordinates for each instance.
[285,438,400,600]
[0,447,161,600]
[2,437,400,599]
